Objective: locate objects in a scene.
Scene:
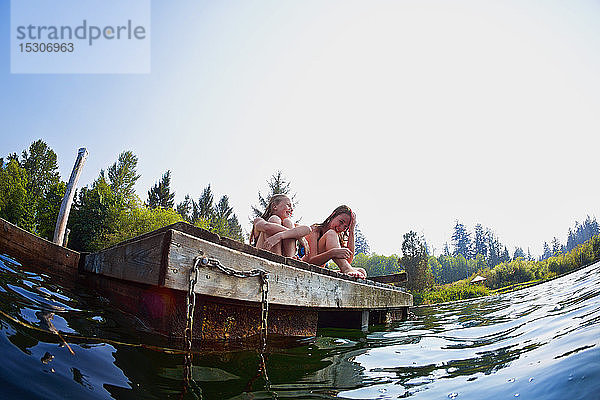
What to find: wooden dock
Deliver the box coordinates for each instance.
[1,218,412,342]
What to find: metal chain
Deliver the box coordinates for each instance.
[183,257,202,398]
[185,256,271,394]
[202,256,270,342]
[203,256,266,279]
[259,273,270,388]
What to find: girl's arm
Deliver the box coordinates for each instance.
[305,248,351,266]
[264,225,311,249]
[347,211,356,263]
[253,217,288,235]
[302,229,352,265]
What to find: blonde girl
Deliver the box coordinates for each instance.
[302,205,366,279]
[251,194,311,257]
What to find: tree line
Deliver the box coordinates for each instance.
[352,217,600,296]
[0,140,244,252]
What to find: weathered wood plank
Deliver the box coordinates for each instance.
[164,230,413,309]
[369,272,408,284]
[0,217,80,277]
[83,231,166,285]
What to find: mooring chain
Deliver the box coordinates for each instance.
[199,256,270,340]
[183,257,202,398]
[185,256,271,389]
[258,272,271,388]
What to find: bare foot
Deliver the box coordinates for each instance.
[342,266,366,279]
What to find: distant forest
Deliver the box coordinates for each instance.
[2,140,598,293]
[351,217,599,283]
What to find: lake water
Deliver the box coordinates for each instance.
[0,253,598,399]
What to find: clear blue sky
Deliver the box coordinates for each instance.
[2,0,599,256]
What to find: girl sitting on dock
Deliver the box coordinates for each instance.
[302,205,367,279]
[251,194,311,257]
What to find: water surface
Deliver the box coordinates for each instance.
[0,253,598,399]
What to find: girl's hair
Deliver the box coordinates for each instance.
[315,205,352,247]
[250,194,290,246]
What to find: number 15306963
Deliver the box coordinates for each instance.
[19,42,74,52]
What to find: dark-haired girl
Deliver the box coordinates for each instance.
[302,205,367,279]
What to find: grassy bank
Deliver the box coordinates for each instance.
[413,283,489,306]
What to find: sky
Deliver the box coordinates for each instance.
[1,0,599,257]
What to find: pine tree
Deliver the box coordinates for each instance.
[500,246,511,263]
[176,194,194,222]
[472,223,487,258]
[147,170,175,209]
[486,229,502,267]
[541,242,552,260]
[252,171,297,218]
[400,230,433,291]
[443,242,451,256]
[21,139,60,203]
[551,237,563,255]
[106,151,140,203]
[354,226,370,255]
[196,185,214,221]
[451,221,471,259]
[513,247,526,260]
[0,158,35,231]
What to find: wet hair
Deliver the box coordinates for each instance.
[250,194,290,246]
[315,205,352,246]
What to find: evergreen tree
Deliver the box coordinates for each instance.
[226,214,244,241]
[106,151,140,203]
[500,246,511,263]
[252,171,297,218]
[354,226,370,255]
[213,195,233,223]
[21,139,60,203]
[0,158,35,231]
[551,237,563,255]
[147,170,175,209]
[443,242,451,256]
[400,230,433,291]
[472,223,487,258]
[451,221,471,259]
[486,229,502,268]
[68,175,115,252]
[541,242,552,260]
[513,247,526,260]
[35,181,66,240]
[566,216,599,251]
[196,185,214,221]
[176,194,194,222]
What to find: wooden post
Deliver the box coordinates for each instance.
[53,148,88,245]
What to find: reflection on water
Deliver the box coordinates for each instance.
[0,252,599,399]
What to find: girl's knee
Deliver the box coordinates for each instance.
[282,217,294,228]
[323,229,339,240]
[322,229,341,248]
[267,215,282,224]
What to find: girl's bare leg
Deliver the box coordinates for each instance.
[319,230,366,278]
[264,215,283,254]
[281,217,296,257]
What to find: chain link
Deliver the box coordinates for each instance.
[204,256,270,341]
[183,257,201,398]
[184,256,270,394]
[259,273,270,387]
